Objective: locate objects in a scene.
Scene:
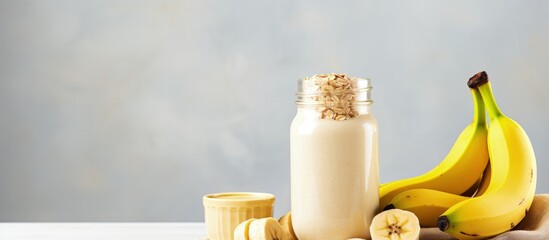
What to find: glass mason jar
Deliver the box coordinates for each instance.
[290,74,379,240]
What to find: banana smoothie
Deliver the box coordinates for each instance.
[291,74,379,239]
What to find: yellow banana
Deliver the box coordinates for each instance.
[379,86,489,209]
[384,164,491,228]
[234,218,256,240]
[385,188,469,227]
[278,212,298,240]
[254,217,293,240]
[438,71,537,239]
[473,161,491,197]
[461,174,483,197]
[234,217,292,240]
[370,209,421,240]
[384,168,490,228]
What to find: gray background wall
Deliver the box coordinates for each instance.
[1,0,548,221]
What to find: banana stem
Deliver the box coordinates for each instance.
[471,88,486,125]
[467,71,503,119]
[477,82,504,118]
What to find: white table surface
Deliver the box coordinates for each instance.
[0,222,207,240]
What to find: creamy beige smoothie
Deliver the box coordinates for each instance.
[291,114,379,239]
[290,74,379,240]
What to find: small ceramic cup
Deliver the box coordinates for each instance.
[203,192,275,240]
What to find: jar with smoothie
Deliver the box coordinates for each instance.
[290,73,379,239]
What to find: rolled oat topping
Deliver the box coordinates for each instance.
[301,73,360,121]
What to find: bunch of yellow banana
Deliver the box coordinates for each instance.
[380,71,537,239]
[379,77,489,225]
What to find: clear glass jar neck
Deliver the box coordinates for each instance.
[295,74,373,120]
[296,76,372,104]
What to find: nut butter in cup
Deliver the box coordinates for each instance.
[203,192,275,240]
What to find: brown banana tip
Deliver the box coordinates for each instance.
[467,71,489,88]
[438,216,450,231]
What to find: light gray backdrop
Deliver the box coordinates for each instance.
[1,0,548,221]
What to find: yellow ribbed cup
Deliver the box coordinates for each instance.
[203,192,275,240]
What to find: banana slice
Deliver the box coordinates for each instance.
[370,209,420,240]
[249,217,291,240]
[234,218,256,240]
[278,212,297,240]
